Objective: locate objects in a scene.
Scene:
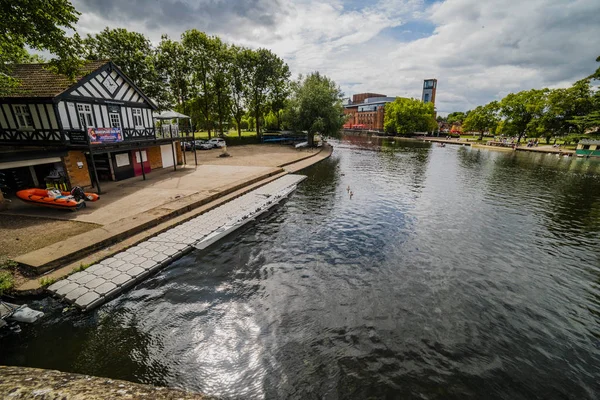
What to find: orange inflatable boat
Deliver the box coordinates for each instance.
[16,187,99,211]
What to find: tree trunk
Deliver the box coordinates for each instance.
[237,123,242,138]
[255,106,261,138]
[307,132,314,147]
[478,131,483,141]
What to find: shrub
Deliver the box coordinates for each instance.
[39,276,56,287]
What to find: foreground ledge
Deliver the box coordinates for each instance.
[0,365,211,399]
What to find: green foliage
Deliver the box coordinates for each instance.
[0,270,14,295]
[264,110,279,131]
[83,27,169,109]
[462,101,500,139]
[499,89,548,141]
[39,276,56,287]
[0,0,83,95]
[72,262,91,273]
[383,98,437,135]
[284,72,345,145]
[447,111,468,125]
[241,48,291,137]
[0,260,16,295]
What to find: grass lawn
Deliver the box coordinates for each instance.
[194,130,258,139]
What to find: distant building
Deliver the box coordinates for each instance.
[344,81,438,131]
[343,93,397,131]
[421,79,437,105]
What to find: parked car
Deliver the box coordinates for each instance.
[208,138,226,148]
[181,141,193,151]
[195,140,213,150]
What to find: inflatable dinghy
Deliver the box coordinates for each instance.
[16,187,99,211]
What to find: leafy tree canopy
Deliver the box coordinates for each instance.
[384,98,437,135]
[284,72,345,146]
[0,0,83,94]
[83,27,169,109]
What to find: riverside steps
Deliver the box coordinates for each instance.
[47,174,307,311]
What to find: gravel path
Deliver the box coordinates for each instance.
[0,215,98,260]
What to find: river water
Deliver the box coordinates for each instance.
[2,136,600,399]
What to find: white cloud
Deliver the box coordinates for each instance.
[72,0,600,115]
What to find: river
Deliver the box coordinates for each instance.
[1,136,600,399]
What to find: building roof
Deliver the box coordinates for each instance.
[4,60,108,98]
[580,139,600,145]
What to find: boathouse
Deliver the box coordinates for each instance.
[0,60,184,204]
[575,139,600,158]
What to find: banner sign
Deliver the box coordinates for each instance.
[88,127,123,144]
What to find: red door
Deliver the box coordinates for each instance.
[132,149,151,176]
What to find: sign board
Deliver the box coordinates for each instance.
[69,131,88,145]
[115,153,130,167]
[88,127,123,145]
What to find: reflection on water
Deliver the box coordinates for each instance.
[2,136,600,399]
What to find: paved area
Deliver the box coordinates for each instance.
[47,175,307,310]
[185,144,319,167]
[4,164,279,225]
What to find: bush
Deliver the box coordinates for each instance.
[0,260,16,295]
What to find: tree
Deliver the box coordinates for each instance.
[211,39,232,136]
[284,72,345,146]
[462,101,499,140]
[229,45,250,137]
[155,35,191,112]
[182,30,217,137]
[0,0,83,95]
[383,98,437,135]
[84,27,169,109]
[242,48,290,138]
[268,63,290,130]
[447,111,467,125]
[499,89,548,142]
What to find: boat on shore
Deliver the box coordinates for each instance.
[16,187,99,211]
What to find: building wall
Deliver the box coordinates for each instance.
[63,150,92,189]
[147,146,163,169]
[352,93,386,104]
[175,141,183,164]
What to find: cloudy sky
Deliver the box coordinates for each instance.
[71,0,599,115]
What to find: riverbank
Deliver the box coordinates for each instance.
[422,137,575,155]
[0,366,211,399]
[5,143,332,295]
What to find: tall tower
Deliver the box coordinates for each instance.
[422,79,437,105]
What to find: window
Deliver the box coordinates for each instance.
[14,105,33,129]
[77,104,94,128]
[109,112,121,128]
[132,109,143,127]
[424,93,430,102]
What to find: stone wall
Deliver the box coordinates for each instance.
[147,146,163,169]
[63,151,92,189]
[0,365,211,399]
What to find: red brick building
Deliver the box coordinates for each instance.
[343,93,397,131]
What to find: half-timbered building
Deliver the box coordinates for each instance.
[0,60,184,202]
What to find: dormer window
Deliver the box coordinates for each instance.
[14,105,33,129]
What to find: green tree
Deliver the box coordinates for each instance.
[0,0,83,95]
[182,30,217,137]
[447,111,467,125]
[155,35,191,111]
[212,39,232,136]
[499,89,548,142]
[284,72,345,146]
[242,48,290,138]
[462,101,499,140]
[384,98,437,135]
[229,45,250,137]
[83,27,169,109]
